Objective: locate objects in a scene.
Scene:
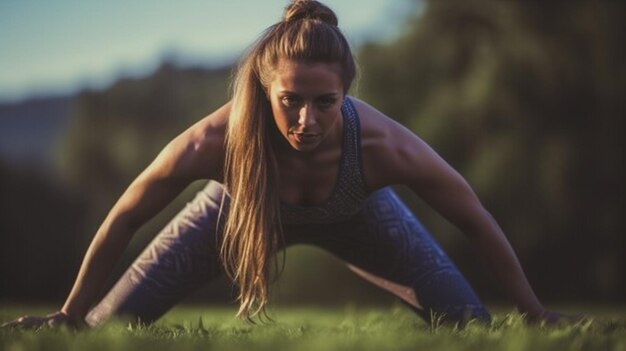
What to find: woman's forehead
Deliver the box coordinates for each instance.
[274,59,342,76]
[271,59,343,93]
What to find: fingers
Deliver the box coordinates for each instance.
[1,316,45,330]
[1,319,18,329]
[1,312,76,330]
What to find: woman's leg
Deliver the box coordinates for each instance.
[288,187,491,325]
[85,181,229,327]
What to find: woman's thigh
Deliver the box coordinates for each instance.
[85,181,228,326]
[286,187,491,324]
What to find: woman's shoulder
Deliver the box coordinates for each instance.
[348,96,417,154]
[188,101,231,144]
[177,101,230,161]
[348,97,395,138]
[348,96,431,189]
[161,101,231,181]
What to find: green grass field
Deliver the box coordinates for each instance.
[1,304,624,351]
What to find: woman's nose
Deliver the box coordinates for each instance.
[298,104,317,127]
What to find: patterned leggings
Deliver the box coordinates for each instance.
[85,181,490,326]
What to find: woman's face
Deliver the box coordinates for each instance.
[266,59,344,153]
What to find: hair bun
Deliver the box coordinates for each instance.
[283,0,338,26]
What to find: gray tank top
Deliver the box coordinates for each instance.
[280,97,369,224]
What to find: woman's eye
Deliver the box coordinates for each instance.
[281,96,299,107]
[318,98,337,108]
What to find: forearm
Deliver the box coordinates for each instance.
[466,209,545,315]
[60,174,189,320]
[61,214,139,320]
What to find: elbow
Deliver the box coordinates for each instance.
[101,205,145,241]
[115,211,144,234]
[456,200,497,241]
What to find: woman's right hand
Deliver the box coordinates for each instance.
[1,311,82,330]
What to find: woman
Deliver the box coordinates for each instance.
[3,0,570,329]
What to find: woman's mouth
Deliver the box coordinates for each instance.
[292,132,320,144]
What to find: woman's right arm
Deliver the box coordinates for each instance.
[2,102,231,329]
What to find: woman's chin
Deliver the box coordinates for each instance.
[289,142,319,152]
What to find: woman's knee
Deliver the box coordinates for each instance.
[85,182,229,326]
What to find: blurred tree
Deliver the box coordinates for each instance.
[0,160,87,302]
[56,62,231,217]
[357,0,624,302]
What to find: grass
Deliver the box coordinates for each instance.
[1,304,625,351]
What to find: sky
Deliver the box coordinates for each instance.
[0,0,418,103]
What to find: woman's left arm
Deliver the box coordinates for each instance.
[396,134,548,318]
[356,98,567,321]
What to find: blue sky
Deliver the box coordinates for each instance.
[0,0,417,103]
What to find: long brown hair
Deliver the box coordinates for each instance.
[222,0,356,322]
